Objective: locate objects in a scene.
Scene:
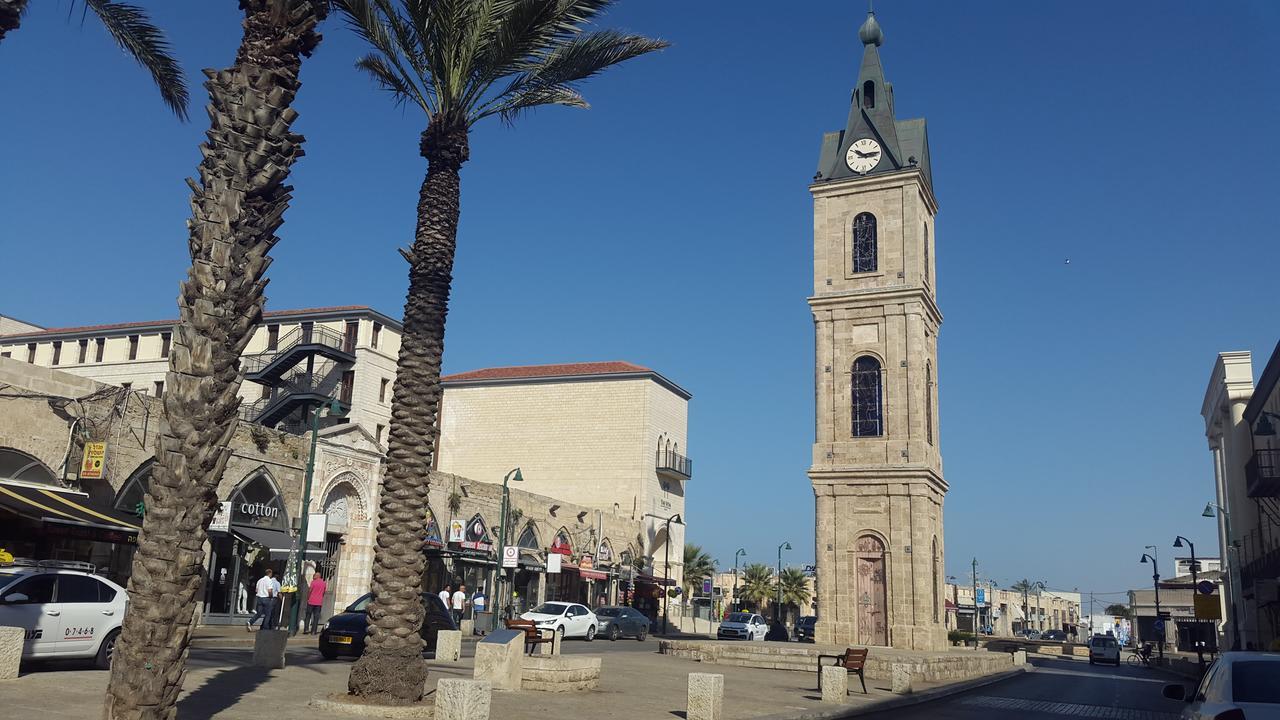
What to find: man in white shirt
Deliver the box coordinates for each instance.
[439,584,452,611]
[246,568,278,631]
[451,584,468,625]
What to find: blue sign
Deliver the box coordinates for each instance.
[702,579,713,594]
[976,589,986,605]
[1153,619,1166,634]
[1197,580,1215,596]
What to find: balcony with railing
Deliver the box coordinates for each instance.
[238,360,350,428]
[241,325,355,383]
[1246,449,1280,498]
[656,449,693,480]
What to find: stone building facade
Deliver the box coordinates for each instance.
[808,11,946,651]
[436,361,692,594]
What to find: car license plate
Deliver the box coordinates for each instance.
[330,635,353,645]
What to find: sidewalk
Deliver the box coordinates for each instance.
[0,643,1009,720]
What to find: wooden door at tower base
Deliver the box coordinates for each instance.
[854,535,887,646]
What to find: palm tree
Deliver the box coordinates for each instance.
[682,543,715,600]
[738,563,774,613]
[0,0,188,118]
[777,567,810,626]
[335,0,666,704]
[1010,578,1045,633]
[102,2,326,718]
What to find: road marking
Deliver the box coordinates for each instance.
[956,695,1179,719]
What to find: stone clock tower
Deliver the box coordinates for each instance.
[809,10,946,651]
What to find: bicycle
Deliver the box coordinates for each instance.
[1126,644,1154,667]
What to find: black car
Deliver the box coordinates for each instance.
[795,616,817,642]
[319,592,457,660]
[1041,629,1068,642]
[592,606,649,641]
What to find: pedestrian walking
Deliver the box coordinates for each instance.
[246,568,278,631]
[439,584,452,610]
[451,583,468,625]
[304,573,327,634]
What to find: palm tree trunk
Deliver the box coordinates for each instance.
[347,119,469,705]
[0,0,27,42]
[102,3,323,719]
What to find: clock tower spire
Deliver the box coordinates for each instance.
[808,9,945,651]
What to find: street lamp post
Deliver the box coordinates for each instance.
[1174,535,1204,669]
[732,548,746,612]
[971,558,980,642]
[643,513,683,636]
[491,467,523,630]
[775,541,791,623]
[1140,552,1164,663]
[288,397,346,635]
[1204,502,1242,650]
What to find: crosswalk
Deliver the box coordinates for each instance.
[956,695,1180,720]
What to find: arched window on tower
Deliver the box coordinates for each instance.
[851,355,883,437]
[923,222,930,286]
[853,212,877,273]
[926,360,934,446]
[863,80,875,109]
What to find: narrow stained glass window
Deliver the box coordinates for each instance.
[851,355,883,437]
[853,212,877,273]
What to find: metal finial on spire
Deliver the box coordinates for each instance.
[859,9,883,47]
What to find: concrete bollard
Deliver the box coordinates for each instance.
[536,630,560,656]
[436,630,462,662]
[473,629,523,691]
[820,666,847,703]
[0,626,22,680]
[687,672,724,720]
[252,629,289,669]
[891,663,912,695]
[435,679,491,720]
[1012,650,1027,666]
[460,619,475,636]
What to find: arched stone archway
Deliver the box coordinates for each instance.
[0,447,57,484]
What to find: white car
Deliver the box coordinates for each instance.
[520,602,599,641]
[717,612,768,641]
[0,560,128,668]
[1088,635,1121,666]
[1164,652,1280,719]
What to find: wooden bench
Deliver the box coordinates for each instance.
[504,618,556,655]
[816,648,868,694]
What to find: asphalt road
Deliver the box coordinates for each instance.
[861,656,1190,720]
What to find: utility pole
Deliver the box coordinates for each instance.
[971,558,980,644]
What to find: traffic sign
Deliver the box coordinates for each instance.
[702,579,712,594]
[1153,619,1166,633]
[1197,580,1216,596]
[502,545,518,568]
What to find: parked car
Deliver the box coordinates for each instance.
[521,602,599,640]
[1023,629,1043,640]
[593,606,648,641]
[1042,629,1067,642]
[795,616,817,642]
[1164,652,1280,719]
[717,612,768,641]
[0,559,127,669]
[319,591,456,660]
[1088,635,1121,666]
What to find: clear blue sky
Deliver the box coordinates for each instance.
[2,1,1278,598]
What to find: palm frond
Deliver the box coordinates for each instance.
[340,0,438,115]
[82,0,188,120]
[356,54,428,111]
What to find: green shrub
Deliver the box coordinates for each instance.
[948,630,975,643]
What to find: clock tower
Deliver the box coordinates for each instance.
[809,10,946,651]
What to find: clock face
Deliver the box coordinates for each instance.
[845,138,882,174]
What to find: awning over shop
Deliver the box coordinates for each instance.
[0,481,140,544]
[227,525,325,560]
[580,569,607,581]
[636,573,675,587]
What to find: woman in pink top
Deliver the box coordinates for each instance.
[304,574,327,634]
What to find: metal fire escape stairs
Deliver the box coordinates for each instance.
[238,325,355,431]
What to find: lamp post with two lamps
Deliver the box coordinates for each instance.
[288,396,346,635]
[732,548,746,612]
[1173,535,1204,669]
[644,512,683,635]
[775,541,791,623]
[1203,502,1242,650]
[490,467,523,630]
[1139,550,1164,663]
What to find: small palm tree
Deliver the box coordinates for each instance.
[777,567,810,625]
[1010,578,1045,632]
[1,0,188,118]
[102,2,326,718]
[682,543,715,600]
[336,0,666,704]
[738,563,774,612]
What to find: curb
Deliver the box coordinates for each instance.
[752,666,1030,720]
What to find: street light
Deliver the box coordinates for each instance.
[643,512,683,635]
[1203,502,1242,650]
[491,467,523,630]
[775,541,792,623]
[288,396,346,635]
[732,548,746,612]
[1140,552,1164,663]
[1254,411,1280,436]
[1173,535,1205,669]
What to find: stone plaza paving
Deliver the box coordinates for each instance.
[0,640,1016,719]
